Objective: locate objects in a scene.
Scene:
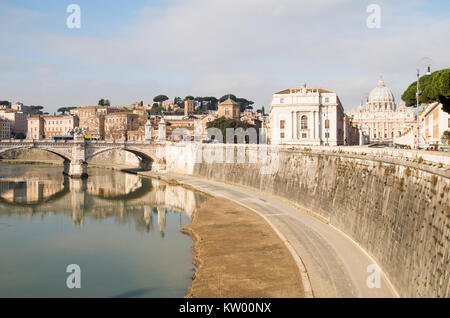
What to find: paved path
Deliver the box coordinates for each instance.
[141,171,399,298]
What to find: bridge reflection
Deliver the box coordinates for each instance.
[0,166,208,234]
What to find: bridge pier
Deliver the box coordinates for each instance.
[64,159,88,178]
[138,158,152,171]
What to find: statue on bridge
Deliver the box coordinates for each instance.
[69,127,86,141]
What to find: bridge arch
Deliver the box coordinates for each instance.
[0,145,73,161]
[86,147,155,171]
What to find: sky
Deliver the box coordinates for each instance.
[0,0,449,113]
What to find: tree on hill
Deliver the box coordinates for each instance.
[58,106,77,114]
[150,103,165,115]
[219,94,254,112]
[185,96,195,101]
[174,97,184,108]
[205,96,219,110]
[29,105,44,114]
[0,101,10,106]
[97,99,110,106]
[153,95,169,103]
[237,98,254,112]
[206,116,253,143]
[401,68,450,113]
[219,94,237,103]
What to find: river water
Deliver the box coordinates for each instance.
[0,164,208,298]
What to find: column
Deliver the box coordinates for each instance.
[291,111,294,140]
[313,111,316,141]
[294,111,298,140]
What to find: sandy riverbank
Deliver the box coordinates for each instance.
[181,196,304,298]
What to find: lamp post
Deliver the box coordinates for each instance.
[416,57,432,149]
[416,68,421,149]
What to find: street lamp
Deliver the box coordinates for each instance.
[416,68,421,149]
[415,57,433,149]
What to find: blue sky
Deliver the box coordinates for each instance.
[1,0,449,113]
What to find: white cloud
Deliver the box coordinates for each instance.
[1,0,449,112]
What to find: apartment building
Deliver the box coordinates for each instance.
[0,119,11,139]
[0,111,28,137]
[70,106,121,139]
[104,112,139,141]
[27,116,44,139]
[43,115,79,139]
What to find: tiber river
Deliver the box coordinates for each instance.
[0,164,208,298]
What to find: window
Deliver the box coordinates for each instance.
[301,115,308,129]
[325,132,330,138]
[280,98,284,104]
[325,119,330,129]
[325,97,329,103]
[280,120,285,129]
[302,133,307,139]
[280,132,285,138]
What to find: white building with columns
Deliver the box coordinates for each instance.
[269,83,345,145]
[349,76,416,143]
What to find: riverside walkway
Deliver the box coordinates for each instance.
[140,171,399,298]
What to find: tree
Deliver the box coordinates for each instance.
[174,97,184,108]
[402,68,450,113]
[219,94,254,112]
[206,116,252,143]
[219,94,237,103]
[203,96,218,110]
[14,132,26,140]
[441,131,450,145]
[98,99,110,106]
[58,106,76,114]
[29,105,44,115]
[57,107,68,114]
[261,106,265,115]
[0,101,10,106]
[150,103,165,115]
[184,96,194,101]
[153,95,169,103]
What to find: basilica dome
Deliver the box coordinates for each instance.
[368,76,395,102]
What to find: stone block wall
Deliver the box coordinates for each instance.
[170,144,449,297]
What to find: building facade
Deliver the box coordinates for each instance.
[350,76,416,144]
[0,111,28,137]
[218,98,240,120]
[27,116,44,140]
[0,119,11,139]
[184,100,195,116]
[70,106,122,139]
[43,115,79,139]
[343,114,360,145]
[269,83,345,145]
[104,112,139,141]
[420,102,450,146]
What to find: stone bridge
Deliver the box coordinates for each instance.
[0,139,167,177]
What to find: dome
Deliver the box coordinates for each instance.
[368,76,395,102]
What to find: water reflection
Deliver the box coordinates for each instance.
[0,165,209,298]
[0,165,207,234]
